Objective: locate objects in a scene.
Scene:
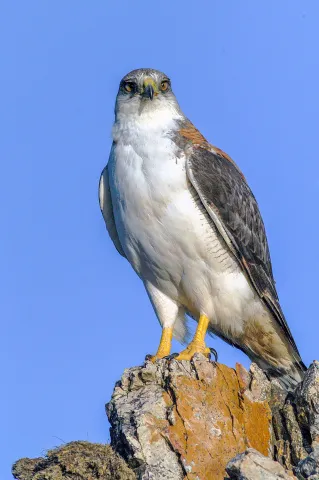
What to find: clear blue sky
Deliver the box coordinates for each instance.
[2,1,318,478]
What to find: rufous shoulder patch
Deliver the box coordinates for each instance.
[179,121,245,180]
[179,121,209,147]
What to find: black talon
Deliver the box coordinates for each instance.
[145,354,153,361]
[164,353,179,360]
[209,348,218,363]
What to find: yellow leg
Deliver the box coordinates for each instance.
[175,314,211,360]
[149,327,173,362]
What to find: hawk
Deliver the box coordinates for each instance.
[99,68,305,389]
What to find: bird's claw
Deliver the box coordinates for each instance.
[146,349,217,363]
[145,352,179,363]
[209,347,218,363]
[163,352,179,361]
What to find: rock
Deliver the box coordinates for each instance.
[106,354,273,480]
[12,441,136,480]
[294,445,319,479]
[294,361,319,448]
[226,448,296,479]
[13,359,319,480]
[271,388,308,470]
[269,362,319,477]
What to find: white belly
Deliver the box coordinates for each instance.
[109,138,265,339]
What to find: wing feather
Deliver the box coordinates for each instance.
[99,165,126,257]
[186,146,300,355]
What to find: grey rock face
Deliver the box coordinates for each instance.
[226,448,296,480]
[13,359,319,480]
[294,445,319,479]
[270,364,319,471]
[292,362,319,479]
[106,355,275,480]
[106,360,185,480]
[270,361,319,479]
[107,358,319,480]
[295,361,319,448]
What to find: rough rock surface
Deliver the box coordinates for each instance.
[226,448,296,479]
[270,361,319,479]
[13,359,319,480]
[12,441,135,480]
[107,355,274,480]
[294,446,319,480]
[107,357,319,480]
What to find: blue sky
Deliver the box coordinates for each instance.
[2,1,319,478]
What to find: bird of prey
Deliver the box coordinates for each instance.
[99,68,305,389]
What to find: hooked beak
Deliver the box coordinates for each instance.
[144,84,154,100]
[142,77,157,100]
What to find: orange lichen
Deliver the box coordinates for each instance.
[157,362,272,480]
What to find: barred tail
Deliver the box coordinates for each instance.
[268,360,307,391]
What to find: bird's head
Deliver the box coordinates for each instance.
[114,68,181,121]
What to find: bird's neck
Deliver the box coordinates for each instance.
[113,107,184,144]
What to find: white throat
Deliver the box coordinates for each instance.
[113,102,183,144]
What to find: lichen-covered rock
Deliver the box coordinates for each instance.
[12,441,136,480]
[107,355,273,480]
[226,448,296,480]
[13,360,319,480]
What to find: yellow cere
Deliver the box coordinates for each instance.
[143,77,158,94]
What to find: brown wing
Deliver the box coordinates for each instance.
[183,141,300,356]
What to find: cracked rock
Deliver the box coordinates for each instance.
[13,359,319,480]
[106,355,273,480]
[294,445,319,479]
[295,361,319,447]
[226,448,296,479]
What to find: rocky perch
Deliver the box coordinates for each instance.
[13,357,319,480]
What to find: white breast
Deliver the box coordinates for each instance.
[108,112,264,339]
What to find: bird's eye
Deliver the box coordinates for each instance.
[160,80,169,92]
[123,82,136,93]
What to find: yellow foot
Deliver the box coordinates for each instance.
[147,353,167,363]
[147,327,173,363]
[175,341,211,361]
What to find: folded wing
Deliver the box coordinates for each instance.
[99,164,126,258]
[186,145,300,356]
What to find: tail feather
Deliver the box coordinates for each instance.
[173,310,191,345]
[267,361,306,391]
